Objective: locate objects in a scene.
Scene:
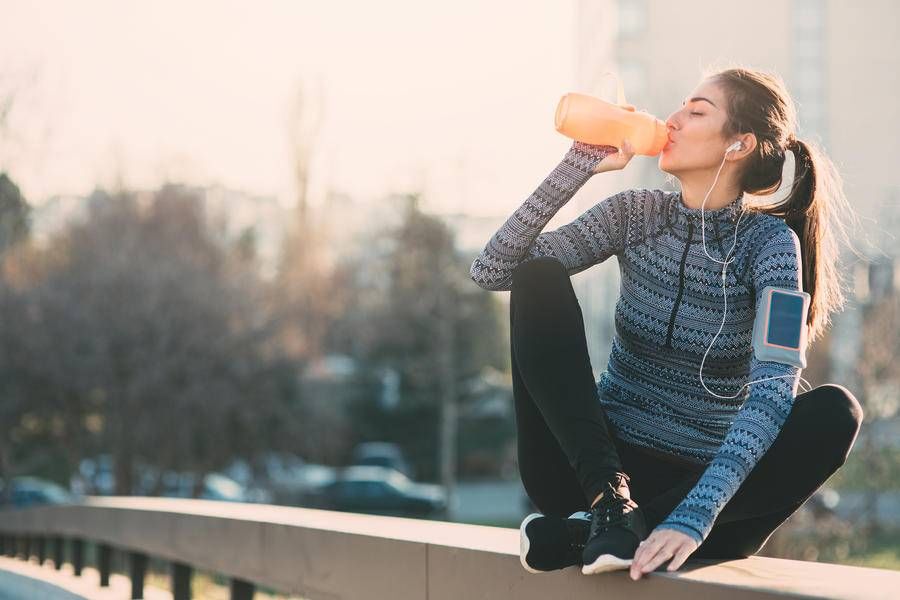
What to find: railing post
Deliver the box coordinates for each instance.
[0,534,6,556]
[37,536,46,565]
[72,538,84,575]
[15,535,25,559]
[98,543,112,587]
[24,534,32,562]
[230,578,255,600]
[129,551,147,599]
[172,562,192,600]
[53,536,64,570]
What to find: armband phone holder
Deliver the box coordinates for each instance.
[751,285,811,369]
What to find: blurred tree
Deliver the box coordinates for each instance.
[0,173,30,254]
[0,184,297,497]
[0,172,30,502]
[334,193,508,482]
[853,287,900,534]
[274,77,337,362]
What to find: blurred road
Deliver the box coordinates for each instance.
[455,479,530,525]
[454,480,900,528]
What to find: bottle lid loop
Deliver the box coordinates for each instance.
[596,71,628,109]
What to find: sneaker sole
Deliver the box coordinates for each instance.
[581,554,633,575]
[519,512,543,573]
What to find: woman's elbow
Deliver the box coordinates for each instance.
[469,257,511,291]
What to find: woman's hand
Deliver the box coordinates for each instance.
[590,138,636,174]
[629,528,699,580]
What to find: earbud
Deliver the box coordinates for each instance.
[726,141,743,152]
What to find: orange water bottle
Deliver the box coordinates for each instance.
[554,72,667,156]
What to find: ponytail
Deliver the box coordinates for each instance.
[709,66,865,345]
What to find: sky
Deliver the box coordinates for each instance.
[0,0,576,217]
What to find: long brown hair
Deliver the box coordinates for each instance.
[705,66,864,344]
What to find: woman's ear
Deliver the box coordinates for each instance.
[738,133,757,155]
[728,133,757,160]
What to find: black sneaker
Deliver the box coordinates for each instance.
[519,510,592,573]
[581,473,648,575]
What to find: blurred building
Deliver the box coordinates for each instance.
[563,0,900,381]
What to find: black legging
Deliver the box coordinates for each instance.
[510,256,864,559]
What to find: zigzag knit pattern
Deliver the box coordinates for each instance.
[470,141,803,544]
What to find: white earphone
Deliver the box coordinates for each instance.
[696,140,812,398]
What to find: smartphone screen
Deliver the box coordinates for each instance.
[766,290,804,349]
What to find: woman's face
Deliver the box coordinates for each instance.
[658,79,735,176]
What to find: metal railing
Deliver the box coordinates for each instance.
[1,496,899,599]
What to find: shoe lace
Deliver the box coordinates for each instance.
[587,474,635,538]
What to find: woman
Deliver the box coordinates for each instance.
[469,67,864,580]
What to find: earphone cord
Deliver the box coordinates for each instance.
[697,148,813,399]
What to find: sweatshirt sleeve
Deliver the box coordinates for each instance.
[655,225,804,544]
[468,141,637,291]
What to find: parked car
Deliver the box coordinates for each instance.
[74,454,257,502]
[222,453,335,507]
[75,454,116,495]
[156,471,248,502]
[350,442,414,479]
[319,466,446,518]
[0,476,79,509]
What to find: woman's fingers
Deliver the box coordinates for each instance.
[641,544,676,574]
[631,540,675,579]
[588,138,635,174]
[667,544,693,572]
[621,139,635,157]
[630,537,658,578]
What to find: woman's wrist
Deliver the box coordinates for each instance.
[545,141,618,198]
[564,141,618,177]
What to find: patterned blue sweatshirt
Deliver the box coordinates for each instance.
[469,142,802,544]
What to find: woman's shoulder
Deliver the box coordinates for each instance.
[744,211,799,247]
[602,187,671,216]
[749,210,788,230]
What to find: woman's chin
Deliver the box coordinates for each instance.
[658,154,675,175]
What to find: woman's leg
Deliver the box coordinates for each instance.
[637,383,864,558]
[692,503,801,559]
[616,445,703,509]
[510,257,625,517]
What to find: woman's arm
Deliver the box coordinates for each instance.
[469,141,634,291]
[655,224,804,544]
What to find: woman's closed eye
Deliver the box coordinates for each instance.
[690,112,704,116]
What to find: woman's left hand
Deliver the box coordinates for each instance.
[629,528,699,580]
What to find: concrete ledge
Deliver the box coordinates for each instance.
[1,497,898,599]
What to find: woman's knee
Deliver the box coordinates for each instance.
[811,384,864,469]
[510,257,568,296]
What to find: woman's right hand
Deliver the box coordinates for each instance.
[565,139,636,177]
[589,138,636,174]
